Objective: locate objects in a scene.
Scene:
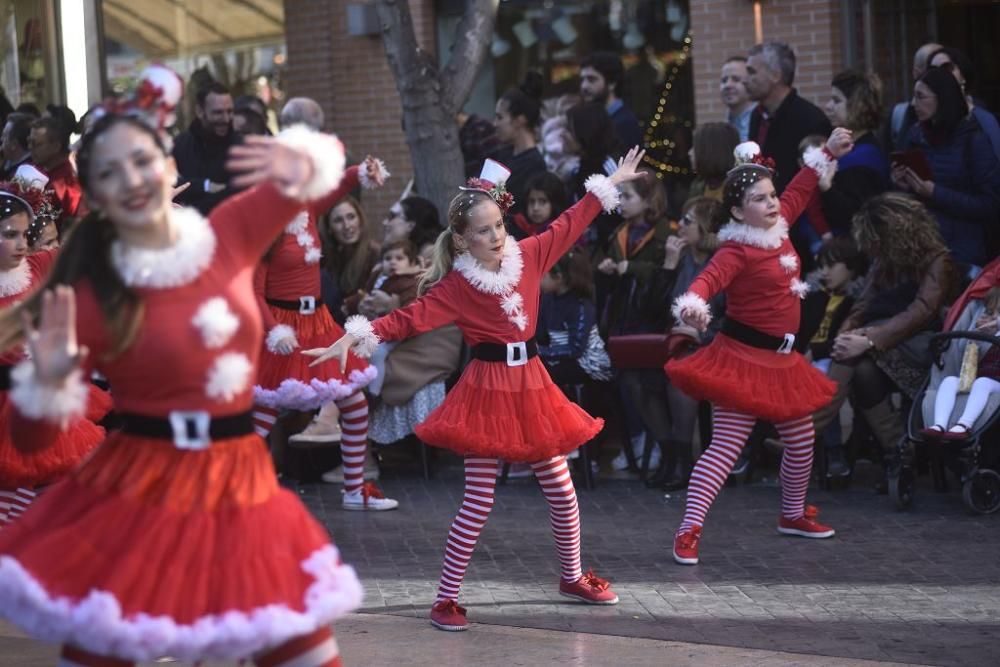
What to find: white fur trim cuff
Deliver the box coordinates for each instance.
[276,125,347,201]
[358,159,390,190]
[584,174,620,213]
[671,292,711,326]
[803,145,835,179]
[9,361,87,425]
[345,315,380,358]
[266,324,297,354]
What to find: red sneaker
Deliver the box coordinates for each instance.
[430,599,468,631]
[778,505,835,538]
[559,570,619,605]
[673,526,701,565]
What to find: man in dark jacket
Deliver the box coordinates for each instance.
[746,41,832,194]
[171,81,240,214]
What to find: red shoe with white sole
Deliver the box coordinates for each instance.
[673,526,701,565]
[778,505,835,538]
[430,599,468,631]
[559,570,619,605]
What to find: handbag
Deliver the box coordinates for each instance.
[576,325,613,381]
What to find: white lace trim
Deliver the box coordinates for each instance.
[285,211,321,265]
[717,218,789,250]
[191,297,239,349]
[205,352,253,402]
[0,546,363,662]
[779,253,799,274]
[0,262,31,297]
[453,237,529,331]
[110,208,216,288]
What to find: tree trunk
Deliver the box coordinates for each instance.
[375,0,496,222]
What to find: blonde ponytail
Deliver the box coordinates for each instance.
[418,229,456,295]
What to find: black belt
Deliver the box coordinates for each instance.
[721,319,796,354]
[471,339,538,365]
[119,410,254,449]
[266,296,320,314]
[0,365,10,391]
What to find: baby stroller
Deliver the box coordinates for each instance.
[889,258,1000,513]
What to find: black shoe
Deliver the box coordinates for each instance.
[662,474,690,492]
[826,448,851,479]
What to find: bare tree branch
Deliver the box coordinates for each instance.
[439,0,497,112]
[375,0,428,88]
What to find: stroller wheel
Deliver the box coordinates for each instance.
[961,470,1000,515]
[889,465,915,510]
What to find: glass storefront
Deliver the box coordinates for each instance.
[99,0,287,129]
[0,1,60,112]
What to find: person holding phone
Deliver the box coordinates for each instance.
[894,67,1000,268]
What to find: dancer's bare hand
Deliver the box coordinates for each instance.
[608,146,647,186]
[303,333,356,372]
[363,155,388,188]
[679,305,709,332]
[272,332,299,355]
[825,128,854,158]
[21,286,87,386]
[227,135,316,198]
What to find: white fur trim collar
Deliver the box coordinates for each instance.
[453,236,523,295]
[0,262,31,297]
[205,352,253,402]
[192,297,239,349]
[718,218,789,250]
[111,208,216,288]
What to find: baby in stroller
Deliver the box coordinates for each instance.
[921,286,1000,440]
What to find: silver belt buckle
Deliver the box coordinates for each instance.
[777,333,796,354]
[506,341,528,367]
[168,410,211,450]
[299,296,316,315]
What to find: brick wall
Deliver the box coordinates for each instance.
[283,0,437,229]
[689,0,842,127]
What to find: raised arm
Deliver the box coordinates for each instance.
[780,128,853,224]
[307,156,390,219]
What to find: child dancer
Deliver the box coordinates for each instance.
[667,129,854,565]
[0,178,108,525]
[252,152,399,510]
[306,150,647,631]
[0,114,362,666]
[920,286,1000,440]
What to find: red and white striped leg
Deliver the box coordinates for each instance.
[775,414,816,520]
[335,392,368,494]
[529,456,583,583]
[254,627,342,667]
[253,406,281,439]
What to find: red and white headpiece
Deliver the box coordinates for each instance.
[461,158,514,215]
[106,63,184,135]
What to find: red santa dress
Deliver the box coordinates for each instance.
[344,176,621,462]
[0,250,110,489]
[665,157,838,423]
[0,130,362,663]
[253,165,377,410]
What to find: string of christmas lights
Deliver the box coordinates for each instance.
[642,32,693,178]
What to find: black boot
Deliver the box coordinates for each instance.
[662,441,693,491]
[646,442,673,488]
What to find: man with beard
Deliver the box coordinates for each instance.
[172,81,240,213]
[579,51,642,150]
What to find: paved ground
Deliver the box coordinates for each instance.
[1,453,997,666]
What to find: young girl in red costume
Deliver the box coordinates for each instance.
[667,128,854,565]
[306,149,646,632]
[0,174,110,525]
[251,150,399,511]
[0,114,362,666]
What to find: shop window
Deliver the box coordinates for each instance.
[0,1,59,115]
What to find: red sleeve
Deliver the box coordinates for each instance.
[308,166,360,219]
[27,247,58,281]
[209,182,308,267]
[522,193,603,275]
[253,261,279,332]
[686,245,748,302]
[371,277,461,342]
[805,192,829,235]
[779,165,822,225]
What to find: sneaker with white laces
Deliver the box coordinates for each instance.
[342,482,399,511]
[778,505,835,538]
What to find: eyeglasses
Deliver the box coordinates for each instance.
[680,214,697,226]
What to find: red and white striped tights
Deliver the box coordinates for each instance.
[436,456,583,602]
[678,407,815,535]
[57,626,342,666]
[253,391,369,494]
[0,487,37,527]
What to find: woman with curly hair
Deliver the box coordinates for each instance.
[811,192,959,489]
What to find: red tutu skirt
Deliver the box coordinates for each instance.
[0,431,362,662]
[665,334,836,423]
[416,357,603,463]
[255,306,376,410]
[0,384,112,488]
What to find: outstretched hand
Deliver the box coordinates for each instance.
[226,136,315,198]
[608,146,647,187]
[21,286,87,387]
[363,155,388,188]
[302,333,357,373]
[825,128,854,159]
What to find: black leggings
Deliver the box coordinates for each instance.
[851,356,895,409]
